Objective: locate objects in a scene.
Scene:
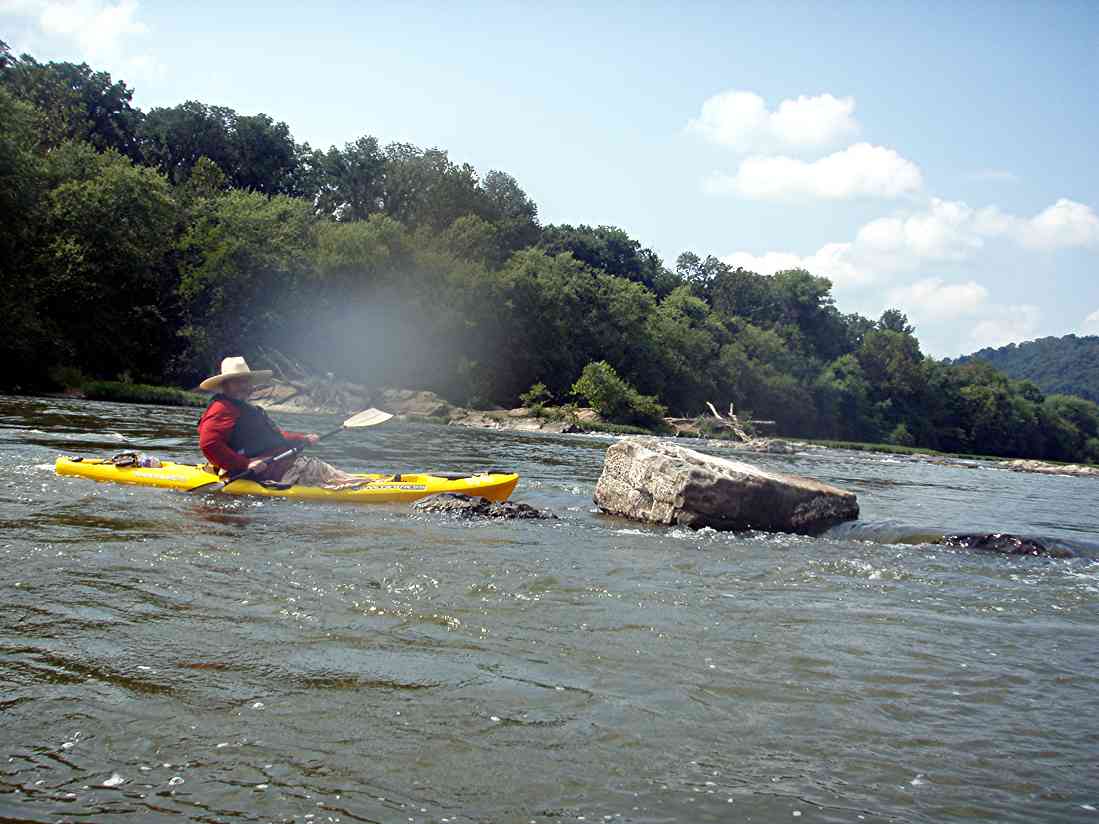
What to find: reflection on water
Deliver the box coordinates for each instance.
[1,395,1098,823]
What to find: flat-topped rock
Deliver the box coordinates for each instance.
[1004,459,1099,479]
[593,437,858,534]
[380,388,451,418]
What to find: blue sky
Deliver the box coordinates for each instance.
[3,0,1098,356]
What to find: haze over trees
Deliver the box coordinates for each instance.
[3,42,1098,464]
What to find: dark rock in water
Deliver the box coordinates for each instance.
[593,437,858,534]
[938,533,1074,558]
[411,493,556,520]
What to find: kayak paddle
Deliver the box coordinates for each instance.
[188,406,394,494]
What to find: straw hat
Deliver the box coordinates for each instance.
[199,357,274,391]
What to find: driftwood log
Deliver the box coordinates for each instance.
[250,346,371,414]
[665,401,775,441]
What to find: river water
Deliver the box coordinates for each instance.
[1,396,1097,824]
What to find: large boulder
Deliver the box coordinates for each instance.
[593,437,858,534]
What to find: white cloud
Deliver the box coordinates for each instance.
[881,280,1042,355]
[855,198,986,264]
[969,305,1042,350]
[966,169,1020,183]
[705,143,923,201]
[0,0,47,12]
[1018,198,1099,250]
[886,278,989,321]
[686,90,858,152]
[0,0,156,77]
[39,0,146,59]
[1082,309,1099,336]
[722,242,871,288]
[723,196,1099,290]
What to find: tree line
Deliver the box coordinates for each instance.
[959,335,1099,405]
[2,42,1098,464]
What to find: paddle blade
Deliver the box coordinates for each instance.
[343,407,393,428]
[186,479,225,494]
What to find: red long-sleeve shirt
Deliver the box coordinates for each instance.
[198,398,307,473]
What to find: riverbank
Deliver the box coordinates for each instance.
[53,380,206,407]
[31,380,1099,478]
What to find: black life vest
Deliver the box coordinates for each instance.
[204,394,292,458]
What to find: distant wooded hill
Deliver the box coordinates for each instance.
[960,335,1099,403]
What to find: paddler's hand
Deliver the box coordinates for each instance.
[304,433,320,445]
[247,458,268,473]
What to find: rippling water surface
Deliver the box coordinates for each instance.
[1,396,1097,823]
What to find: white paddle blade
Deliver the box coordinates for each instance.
[343,407,394,428]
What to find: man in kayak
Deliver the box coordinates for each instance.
[198,357,361,488]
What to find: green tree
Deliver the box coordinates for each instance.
[313,213,412,293]
[140,102,300,194]
[435,214,502,266]
[878,308,915,335]
[813,355,880,441]
[857,327,929,438]
[176,190,316,376]
[571,361,666,427]
[707,262,780,323]
[542,224,676,294]
[0,47,143,157]
[34,144,178,379]
[647,286,723,411]
[315,135,386,220]
[0,84,50,387]
[380,143,484,230]
[480,170,540,261]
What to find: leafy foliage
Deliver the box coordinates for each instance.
[519,382,552,414]
[571,362,666,427]
[3,44,1098,464]
[82,381,206,407]
[961,335,1099,403]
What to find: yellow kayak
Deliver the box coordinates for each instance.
[55,457,519,503]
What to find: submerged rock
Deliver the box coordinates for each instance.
[593,437,858,534]
[938,533,1074,558]
[736,438,798,454]
[411,493,557,520]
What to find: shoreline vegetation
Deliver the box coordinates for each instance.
[5,43,1099,468]
[80,380,207,407]
[34,380,1099,478]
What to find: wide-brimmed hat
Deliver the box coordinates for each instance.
[199,357,274,391]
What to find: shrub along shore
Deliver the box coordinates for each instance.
[80,381,206,407]
[4,42,1099,465]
